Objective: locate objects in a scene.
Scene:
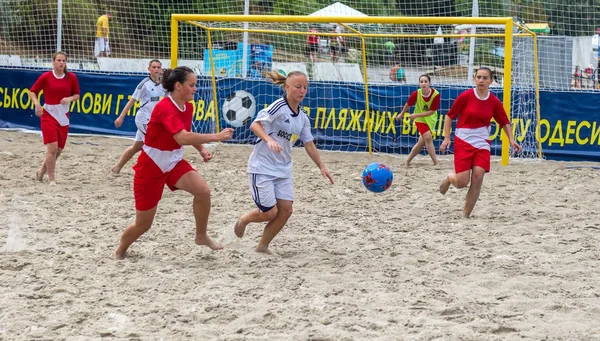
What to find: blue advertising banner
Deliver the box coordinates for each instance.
[1,67,599,161]
[203,49,241,78]
[241,43,274,78]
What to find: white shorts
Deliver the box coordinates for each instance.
[134,120,148,142]
[248,173,294,212]
[94,38,110,57]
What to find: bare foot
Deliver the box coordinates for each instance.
[114,250,126,260]
[111,166,120,174]
[439,175,451,195]
[234,216,247,238]
[35,170,44,182]
[49,180,57,186]
[404,160,410,167]
[195,236,224,250]
[255,246,273,255]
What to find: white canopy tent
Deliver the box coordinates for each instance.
[309,2,368,18]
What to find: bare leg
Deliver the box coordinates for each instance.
[234,207,277,238]
[422,132,439,165]
[405,136,425,167]
[115,206,157,259]
[174,171,223,250]
[440,170,471,194]
[40,143,60,184]
[37,145,57,180]
[112,141,143,174]
[463,167,485,218]
[256,199,293,254]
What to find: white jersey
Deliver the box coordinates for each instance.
[132,77,165,126]
[247,97,314,178]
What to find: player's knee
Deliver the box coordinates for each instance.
[278,205,293,219]
[470,171,485,185]
[454,176,470,188]
[192,183,211,200]
[263,207,278,220]
[423,133,433,143]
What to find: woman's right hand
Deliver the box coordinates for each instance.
[439,138,451,154]
[267,139,282,153]
[218,128,234,141]
[34,105,43,117]
[114,116,124,128]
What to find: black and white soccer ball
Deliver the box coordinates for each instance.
[222,90,257,128]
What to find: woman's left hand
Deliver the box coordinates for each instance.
[200,149,213,162]
[60,97,71,105]
[321,167,334,184]
[510,140,522,153]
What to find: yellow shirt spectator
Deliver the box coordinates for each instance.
[96,14,110,38]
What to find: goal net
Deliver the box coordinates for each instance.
[173,15,541,161]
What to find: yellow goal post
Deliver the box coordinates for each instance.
[170,14,542,164]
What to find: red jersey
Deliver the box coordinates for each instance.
[447,88,509,150]
[135,96,193,174]
[406,88,440,111]
[308,29,319,45]
[30,71,80,126]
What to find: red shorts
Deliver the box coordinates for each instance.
[133,155,195,211]
[41,114,69,149]
[415,122,431,135]
[453,138,490,173]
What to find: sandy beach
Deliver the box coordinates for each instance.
[1,129,599,340]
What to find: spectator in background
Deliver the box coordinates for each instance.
[306,27,320,62]
[95,11,112,57]
[571,65,581,88]
[390,63,406,83]
[384,40,395,66]
[329,27,341,63]
[584,64,594,88]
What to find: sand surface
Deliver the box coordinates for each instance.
[1,129,599,340]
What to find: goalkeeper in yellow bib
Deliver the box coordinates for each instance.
[395,74,440,166]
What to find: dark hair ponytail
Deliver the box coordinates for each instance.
[161,66,194,92]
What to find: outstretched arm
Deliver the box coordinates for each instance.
[395,103,411,121]
[304,141,334,184]
[114,98,137,128]
[250,121,282,153]
[502,123,522,153]
[173,128,234,146]
[439,115,453,153]
[408,109,435,119]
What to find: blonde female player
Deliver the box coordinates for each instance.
[395,74,440,166]
[439,67,522,218]
[29,51,81,185]
[111,59,165,174]
[233,71,335,254]
[115,66,234,259]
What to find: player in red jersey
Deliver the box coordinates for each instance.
[29,51,81,186]
[439,67,522,218]
[115,66,234,259]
